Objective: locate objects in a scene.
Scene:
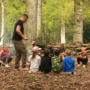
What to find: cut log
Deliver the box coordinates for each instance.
[76,52,81,55]
[53,46,59,48]
[82,44,90,47]
[75,48,81,52]
[86,50,90,53]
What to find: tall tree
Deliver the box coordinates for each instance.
[73,0,83,43]
[83,0,90,43]
[25,0,38,45]
[57,0,74,43]
[0,0,4,46]
[41,0,74,44]
[37,0,42,37]
[4,0,26,44]
[60,1,66,44]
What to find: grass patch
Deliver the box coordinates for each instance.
[28,75,38,80]
[8,47,15,52]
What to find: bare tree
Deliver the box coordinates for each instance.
[61,24,66,44]
[25,0,38,45]
[37,0,42,37]
[0,0,4,46]
[73,0,83,43]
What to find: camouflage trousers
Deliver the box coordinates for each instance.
[12,40,27,68]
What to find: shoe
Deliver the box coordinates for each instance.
[29,70,32,73]
[78,64,80,67]
[82,65,86,68]
[0,61,2,66]
[5,64,10,68]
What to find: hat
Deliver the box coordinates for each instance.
[33,46,41,52]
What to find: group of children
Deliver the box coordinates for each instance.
[28,46,75,74]
[0,41,88,75]
[27,41,88,74]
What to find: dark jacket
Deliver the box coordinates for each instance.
[39,56,52,74]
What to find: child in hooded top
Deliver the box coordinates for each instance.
[77,48,88,67]
[29,46,41,73]
[51,49,63,73]
[63,49,75,75]
[39,49,52,74]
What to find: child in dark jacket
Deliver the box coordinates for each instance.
[47,42,54,57]
[58,44,66,59]
[39,49,52,74]
[63,49,75,75]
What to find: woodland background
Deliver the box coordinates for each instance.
[0,1,90,90]
[0,0,90,46]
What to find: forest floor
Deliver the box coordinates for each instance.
[0,56,90,90]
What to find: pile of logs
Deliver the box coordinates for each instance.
[0,42,90,57]
[68,43,90,56]
[53,43,90,56]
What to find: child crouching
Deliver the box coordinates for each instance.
[77,48,88,67]
[0,45,12,67]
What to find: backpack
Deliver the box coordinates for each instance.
[51,56,63,73]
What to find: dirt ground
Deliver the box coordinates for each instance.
[0,56,90,90]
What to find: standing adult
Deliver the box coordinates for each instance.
[12,14,28,71]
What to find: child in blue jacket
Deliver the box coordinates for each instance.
[63,49,75,75]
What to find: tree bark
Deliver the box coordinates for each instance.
[25,0,38,45]
[0,0,4,46]
[61,9,66,44]
[61,24,66,43]
[73,0,83,43]
[37,0,42,37]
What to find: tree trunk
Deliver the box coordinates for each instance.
[25,0,38,45]
[37,0,42,37]
[61,24,66,43]
[0,0,4,46]
[61,9,66,44]
[73,0,83,43]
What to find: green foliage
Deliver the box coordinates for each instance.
[83,0,90,43]
[40,0,74,44]
[0,0,26,43]
[8,47,15,52]
[0,0,89,44]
